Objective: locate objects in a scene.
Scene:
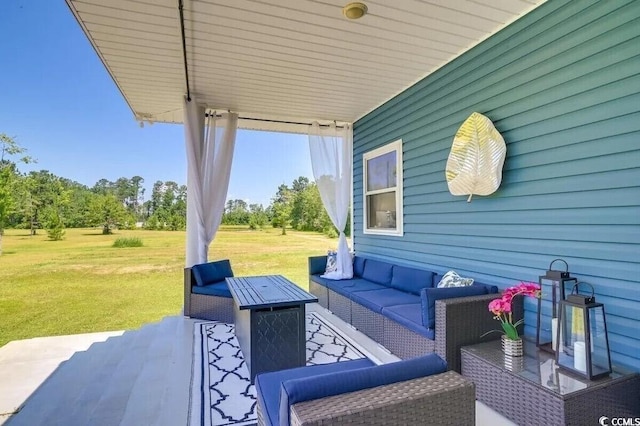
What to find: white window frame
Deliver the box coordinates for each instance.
[362,139,403,236]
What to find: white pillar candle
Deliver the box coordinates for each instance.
[551,318,562,351]
[574,341,587,372]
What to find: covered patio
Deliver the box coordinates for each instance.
[62,0,550,274]
[61,0,640,369]
[3,0,639,424]
[1,306,515,425]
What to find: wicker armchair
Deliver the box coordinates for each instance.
[183,260,235,323]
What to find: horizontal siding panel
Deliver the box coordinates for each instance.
[356,1,638,138]
[388,89,640,165]
[364,65,640,150]
[402,187,640,210]
[353,0,640,371]
[356,237,639,282]
[491,56,640,129]
[355,242,550,282]
[605,316,640,340]
[402,112,640,170]
[405,166,640,196]
[591,297,640,321]
[403,224,640,246]
[405,207,640,226]
[609,335,640,365]
[401,123,640,188]
[608,354,640,372]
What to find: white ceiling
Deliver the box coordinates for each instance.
[66,0,545,132]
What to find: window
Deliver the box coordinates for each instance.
[363,139,403,236]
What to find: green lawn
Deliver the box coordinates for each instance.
[0,226,334,347]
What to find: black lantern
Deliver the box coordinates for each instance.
[556,283,612,380]
[536,259,577,353]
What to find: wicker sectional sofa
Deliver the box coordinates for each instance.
[309,255,520,372]
[255,353,476,426]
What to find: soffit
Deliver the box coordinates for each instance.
[66,0,545,132]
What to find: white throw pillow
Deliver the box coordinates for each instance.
[325,250,338,274]
[437,270,474,288]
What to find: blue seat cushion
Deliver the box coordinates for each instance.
[421,285,489,329]
[279,353,447,426]
[382,304,434,340]
[190,282,232,298]
[326,279,386,297]
[361,259,393,285]
[389,265,434,295]
[309,274,338,288]
[255,358,374,426]
[191,260,234,287]
[350,288,420,313]
[353,256,366,277]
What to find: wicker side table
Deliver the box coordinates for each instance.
[461,340,640,426]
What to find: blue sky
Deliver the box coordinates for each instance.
[0,0,313,207]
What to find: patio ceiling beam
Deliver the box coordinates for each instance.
[205,112,346,130]
[178,0,191,102]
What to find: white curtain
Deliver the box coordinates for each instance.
[184,99,238,267]
[309,122,353,279]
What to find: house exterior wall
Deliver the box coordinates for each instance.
[352,0,640,371]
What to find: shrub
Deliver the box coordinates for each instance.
[144,215,159,230]
[47,225,65,241]
[112,237,143,248]
[324,227,338,239]
[46,213,66,241]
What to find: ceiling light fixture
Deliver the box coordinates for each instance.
[342,2,368,20]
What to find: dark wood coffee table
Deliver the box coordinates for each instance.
[226,275,318,382]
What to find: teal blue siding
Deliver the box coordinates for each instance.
[353,0,640,371]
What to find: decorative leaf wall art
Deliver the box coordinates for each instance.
[445,112,506,202]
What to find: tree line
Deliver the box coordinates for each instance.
[223,176,345,238]
[0,135,342,254]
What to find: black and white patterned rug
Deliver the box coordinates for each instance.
[189,312,366,426]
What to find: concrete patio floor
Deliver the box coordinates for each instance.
[0,331,124,425]
[0,305,516,426]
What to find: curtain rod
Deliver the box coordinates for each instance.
[205,113,346,129]
[178,0,191,102]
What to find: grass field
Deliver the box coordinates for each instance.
[0,226,336,348]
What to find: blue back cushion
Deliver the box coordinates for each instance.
[308,256,328,276]
[255,358,374,426]
[474,282,500,294]
[434,273,443,287]
[278,353,447,426]
[191,260,234,287]
[389,265,434,295]
[421,286,489,329]
[361,259,393,285]
[353,256,366,277]
[350,289,420,313]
